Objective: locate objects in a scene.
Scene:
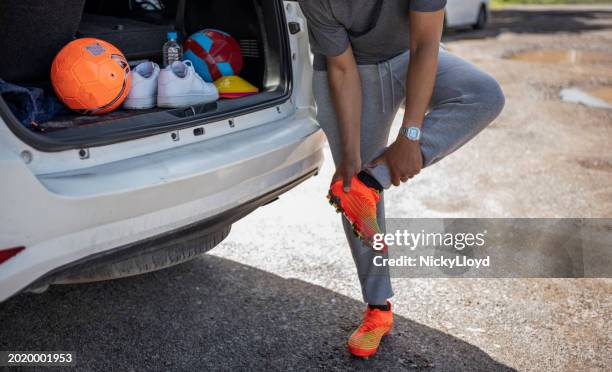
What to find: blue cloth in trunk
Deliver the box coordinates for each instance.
[0,79,69,127]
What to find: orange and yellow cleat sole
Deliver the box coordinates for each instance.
[327,177,386,251]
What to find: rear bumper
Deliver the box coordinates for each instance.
[0,108,325,302]
[25,168,319,296]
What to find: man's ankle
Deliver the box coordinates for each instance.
[358,171,383,191]
[368,303,390,311]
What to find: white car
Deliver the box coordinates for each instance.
[445,0,490,29]
[0,0,324,301]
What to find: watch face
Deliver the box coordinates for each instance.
[408,127,420,140]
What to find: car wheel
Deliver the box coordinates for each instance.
[473,5,487,30]
[53,225,231,284]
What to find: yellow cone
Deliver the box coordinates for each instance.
[214,76,259,98]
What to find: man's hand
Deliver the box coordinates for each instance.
[332,154,362,192]
[369,136,423,186]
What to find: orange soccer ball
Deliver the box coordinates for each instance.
[51,38,131,115]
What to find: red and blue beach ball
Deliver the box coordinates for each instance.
[183,29,243,82]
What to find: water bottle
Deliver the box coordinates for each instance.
[163,32,182,67]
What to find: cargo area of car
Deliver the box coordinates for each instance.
[0,0,290,150]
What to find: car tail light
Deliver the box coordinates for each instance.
[0,247,25,264]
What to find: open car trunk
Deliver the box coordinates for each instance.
[0,0,291,151]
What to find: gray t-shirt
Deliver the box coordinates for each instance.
[298,0,447,70]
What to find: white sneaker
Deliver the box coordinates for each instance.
[124,61,160,109]
[157,60,219,108]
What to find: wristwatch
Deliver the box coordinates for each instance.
[399,126,421,141]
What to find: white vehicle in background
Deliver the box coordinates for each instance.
[445,0,490,29]
[0,0,324,301]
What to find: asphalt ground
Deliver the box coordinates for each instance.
[0,257,513,371]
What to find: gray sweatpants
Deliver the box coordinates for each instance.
[313,49,505,305]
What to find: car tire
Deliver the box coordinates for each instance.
[53,225,231,284]
[473,5,487,30]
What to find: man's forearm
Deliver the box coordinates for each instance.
[328,61,363,158]
[402,43,440,128]
[402,8,445,129]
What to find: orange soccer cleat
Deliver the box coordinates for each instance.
[327,176,386,251]
[348,302,393,358]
